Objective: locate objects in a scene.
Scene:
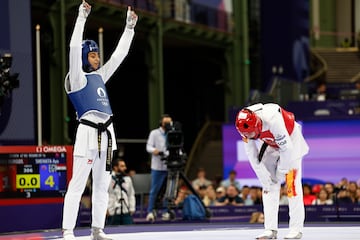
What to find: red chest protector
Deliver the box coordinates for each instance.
[259,108,295,148]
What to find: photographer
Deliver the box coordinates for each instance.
[0,53,19,109]
[145,114,172,222]
[107,158,135,225]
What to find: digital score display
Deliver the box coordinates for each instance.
[0,146,73,198]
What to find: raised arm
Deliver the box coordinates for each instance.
[68,1,91,91]
[99,6,138,82]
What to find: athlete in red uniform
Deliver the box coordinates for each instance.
[235,103,309,239]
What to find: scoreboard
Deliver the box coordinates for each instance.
[0,145,72,198]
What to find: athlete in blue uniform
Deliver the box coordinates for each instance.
[62,1,137,239]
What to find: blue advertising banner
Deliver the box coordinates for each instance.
[261,0,310,88]
[0,0,35,144]
[0,1,10,50]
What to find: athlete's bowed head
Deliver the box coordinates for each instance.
[235,109,262,140]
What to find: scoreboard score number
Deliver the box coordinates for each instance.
[0,146,72,198]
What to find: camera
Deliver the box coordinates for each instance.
[162,121,187,169]
[0,53,19,98]
[164,121,184,149]
[115,172,125,185]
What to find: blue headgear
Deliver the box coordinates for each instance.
[82,40,99,72]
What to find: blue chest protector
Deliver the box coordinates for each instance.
[68,74,113,118]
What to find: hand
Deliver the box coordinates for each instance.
[270,175,278,184]
[79,0,91,19]
[276,169,287,183]
[153,149,160,155]
[126,6,138,29]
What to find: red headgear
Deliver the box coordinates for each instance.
[235,109,262,139]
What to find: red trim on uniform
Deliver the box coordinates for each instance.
[291,169,297,196]
[281,108,295,135]
[258,108,295,148]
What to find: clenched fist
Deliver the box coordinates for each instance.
[126,6,138,29]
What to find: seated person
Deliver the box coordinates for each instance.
[249,211,264,224]
[311,81,326,101]
[215,184,244,206]
[174,186,189,207]
[220,170,241,190]
[312,188,333,205]
[215,186,226,201]
[192,167,212,192]
[303,183,316,206]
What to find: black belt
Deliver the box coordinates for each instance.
[258,142,268,163]
[79,117,113,171]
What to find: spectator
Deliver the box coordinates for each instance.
[347,181,358,203]
[312,184,323,196]
[128,169,136,177]
[311,188,333,205]
[249,211,265,224]
[216,185,244,206]
[240,185,254,205]
[356,188,360,204]
[174,186,189,207]
[279,184,289,205]
[312,81,326,101]
[324,182,336,202]
[248,186,262,205]
[192,167,212,192]
[107,158,136,225]
[336,188,353,204]
[197,185,208,203]
[215,186,226,201]
[202,184,217,207]
[220,170,241,190]
[255,186,263,204]
[336,177,349,189]
[303,184,316,206]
